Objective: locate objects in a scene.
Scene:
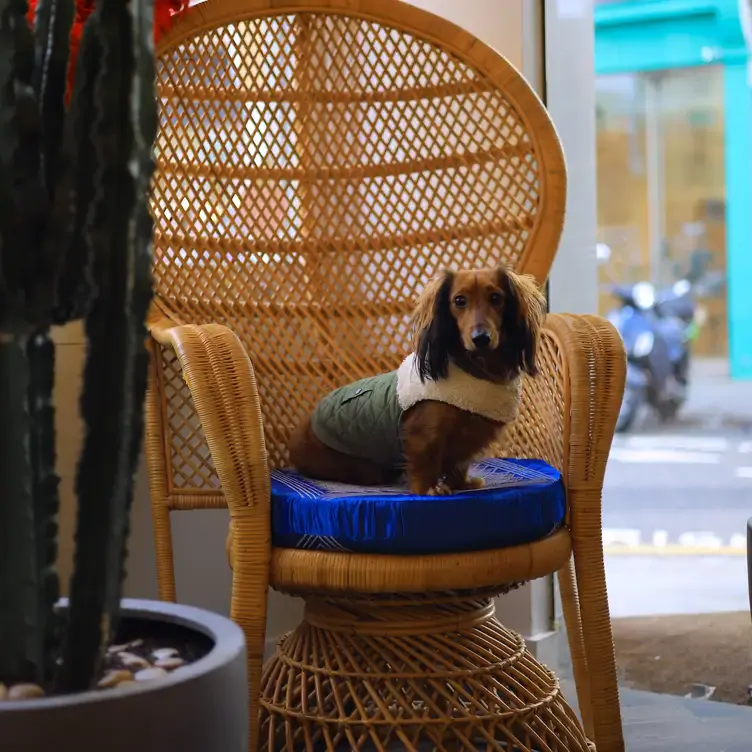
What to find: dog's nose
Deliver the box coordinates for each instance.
[471,328,491,349]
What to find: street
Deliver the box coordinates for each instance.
[605,431,752,552]
[603,425,752,618]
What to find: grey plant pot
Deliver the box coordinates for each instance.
[0,599,248,752]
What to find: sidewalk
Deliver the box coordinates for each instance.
[681,358,752,428]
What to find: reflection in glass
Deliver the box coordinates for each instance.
[596,65,727,356]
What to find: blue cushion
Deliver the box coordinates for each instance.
[271,458,566,555]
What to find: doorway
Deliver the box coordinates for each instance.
[595,65,728,357]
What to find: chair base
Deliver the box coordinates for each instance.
[259,592,591,751]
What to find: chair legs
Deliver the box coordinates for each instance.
[259,592,590,752]
[564,529,625,752]
[229,521,270,752]
[151,503,177,603]
[557,558,594,739]
[231,585,267,752]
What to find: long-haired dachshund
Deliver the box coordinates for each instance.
[288,266,547,496]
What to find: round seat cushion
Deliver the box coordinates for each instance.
[271,458,566,555]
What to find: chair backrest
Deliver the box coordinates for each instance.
[152,0,566,470]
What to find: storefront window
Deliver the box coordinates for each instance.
[596,65,727,356]
[595,73,648,312]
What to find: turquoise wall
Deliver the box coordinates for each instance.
[596,1,748,71]
[595,0,752,377]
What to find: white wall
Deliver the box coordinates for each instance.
[51,322,85,595]
[406,0,523,66]
[545,0,599,315]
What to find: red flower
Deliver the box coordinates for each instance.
[154,0,189,44]
[26,0,189,102]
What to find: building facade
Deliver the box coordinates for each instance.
[595,0,752,377]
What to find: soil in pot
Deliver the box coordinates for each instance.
[0,611,214,699]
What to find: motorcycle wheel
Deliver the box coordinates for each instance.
[657,399,681,422]
[616,387,641,433]
[657,374,687,423]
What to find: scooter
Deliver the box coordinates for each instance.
[607,280,696,432]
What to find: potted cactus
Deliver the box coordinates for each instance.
[0,0,248,750]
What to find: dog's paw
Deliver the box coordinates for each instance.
[425,481,452,496]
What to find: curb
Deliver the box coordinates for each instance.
[604,544,746,557]
[671,412,752,431]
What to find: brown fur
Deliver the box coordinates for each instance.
[288,418,398,486]
[287,265,546,495]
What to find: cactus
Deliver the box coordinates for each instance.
[0,0,57,688]
[0,0,174,694]
[56,0,156,691]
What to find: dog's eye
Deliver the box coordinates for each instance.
[489,292,502,305]
[453,295,467,308]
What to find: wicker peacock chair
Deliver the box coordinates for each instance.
[146,1,626,750]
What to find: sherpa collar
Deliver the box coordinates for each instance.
[396,353,521,423]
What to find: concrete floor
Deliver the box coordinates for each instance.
[323,680,752,751]
[389,683,752,750]
[561,680,752,752]
[555,632,752,751]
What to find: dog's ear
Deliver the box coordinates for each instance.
[499,267,547,376]
[412,271,456,383]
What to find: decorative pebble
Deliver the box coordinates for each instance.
[134,667,168,682]
[97,670,134,689]
[98,640,193,692]
[0,683,7,701]
[154,657,185,671]
[8,684,45,700]
[108,639,144,655]
[119,652,149,670]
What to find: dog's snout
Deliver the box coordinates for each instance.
[471,327,491,349]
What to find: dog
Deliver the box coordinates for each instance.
[288,266,546,496]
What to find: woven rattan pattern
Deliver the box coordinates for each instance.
[260,596,590,752]
[491,327,566,472]
[159,345,220,492]
[151,11,560,475]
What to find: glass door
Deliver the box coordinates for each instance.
[596,65,727,356]
[595,73,649,308]
[659,66,726,356]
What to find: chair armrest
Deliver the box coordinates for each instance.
[551,312,626,491]
[148,318,270,751]
[149,319,271,573]
[501,312,626,517]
